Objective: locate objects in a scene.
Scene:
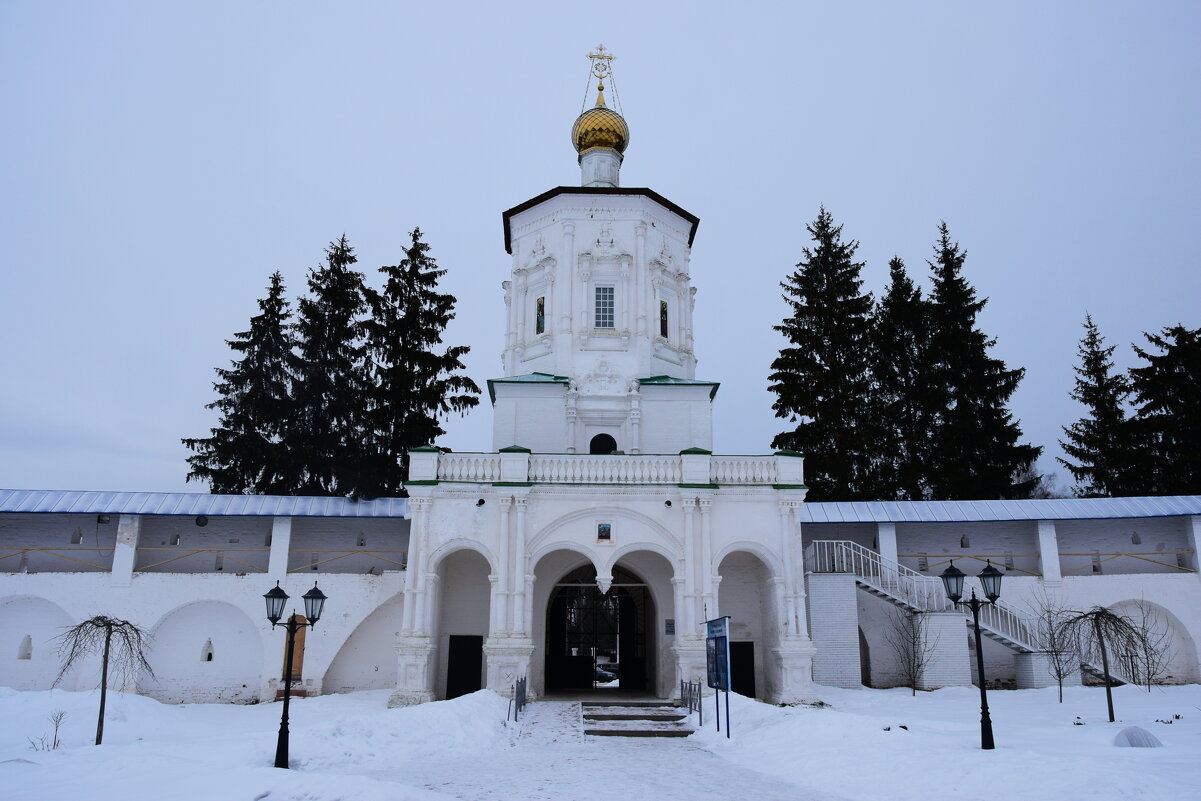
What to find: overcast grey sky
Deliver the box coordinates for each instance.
[2,1,1198,494]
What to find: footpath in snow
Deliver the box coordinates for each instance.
[2,684,1200,801]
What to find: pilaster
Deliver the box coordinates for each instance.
[267,516,292,579]
[110,513,141,587]
[1037,520,1062,584]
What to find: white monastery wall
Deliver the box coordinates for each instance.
[1054,517,1192,575]
[137,515,273,574]
[0,513,118,573]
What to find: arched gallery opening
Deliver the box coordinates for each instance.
[432,548,491,700]
[716,550,779,700]
[532,548,675,698]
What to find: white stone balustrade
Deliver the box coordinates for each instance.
[424,450,804,487]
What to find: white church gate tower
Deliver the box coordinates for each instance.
[390,48,815,706]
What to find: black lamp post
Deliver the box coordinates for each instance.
[939,560,1003,750]
[264,581,328,769]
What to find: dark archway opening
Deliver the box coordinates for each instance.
[589,434,617,454]
[545,564,651,692]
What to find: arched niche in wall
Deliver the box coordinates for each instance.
[0,596,76,690]
[323,594,403,694]
[139,600,262,704]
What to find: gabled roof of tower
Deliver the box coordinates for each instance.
[502,186,699,254]
[637,375,720,399]
[486,372,570,403]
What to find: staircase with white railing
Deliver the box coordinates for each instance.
[806,540,1039,652]
[805,540,1131,684]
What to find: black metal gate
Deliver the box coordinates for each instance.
[545,565,649,691]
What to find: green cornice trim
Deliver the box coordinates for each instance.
[409,446,440,453]
[772,484,808,490]
[499,445,532,453]
[773,450,805,458]
[679,483,720,489]
[405,480,439,486]
[679,447,712,455]
[493,481,534,487]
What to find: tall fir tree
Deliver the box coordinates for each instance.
[1058,314,1135,497]
[924,223,1041,499]
[768,207,875,500]
[182,272,300,494]
[362,228,480,496]
[288,235,373,497]
[867,257,931,500]
[1128,324,1201,495]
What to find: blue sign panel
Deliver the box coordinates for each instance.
[705,616,731,691]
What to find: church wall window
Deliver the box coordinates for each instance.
[659,299,669,338]
[535,296,545,334]
[18,634,32,660]
[595,286,615,329]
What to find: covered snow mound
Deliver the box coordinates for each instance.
[1113,726,1163,747]
[691,686,1200,801]
[297,689,516,771]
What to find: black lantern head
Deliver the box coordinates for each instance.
[302,582,327,627]
[264,581,288,626]
[978,561,1003,603]
[940,561,966,604]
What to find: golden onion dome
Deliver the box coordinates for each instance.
[571,83,629,156]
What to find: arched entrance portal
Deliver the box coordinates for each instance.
[545,564,653,692]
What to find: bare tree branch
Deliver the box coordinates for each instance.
[883,608,938,695]
[54,615,154,745]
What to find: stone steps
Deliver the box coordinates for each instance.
[580,702,696,738]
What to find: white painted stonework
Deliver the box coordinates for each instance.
[2,101,1200,706]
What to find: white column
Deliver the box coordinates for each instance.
[1188,516,1201,572]
[777,502,798,637]
[877,522,898,566]
[402,497,432,635]
[634,222,646,336]
[620,257,631,332]
[267,516,292,579]
[110,514,141,587]
[488,573,503,636]
[1037,520,1062,584]
[682,498,700,631]
[559,222,574,336]
[496,496,512,633]
[699,498,714,619]
[516,280,528,346]
[422,573,441,634]
[512,496,529,634]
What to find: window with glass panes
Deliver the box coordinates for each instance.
[595,286,615,328]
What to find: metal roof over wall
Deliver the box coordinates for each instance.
[799,496,1201,524]
[0,489,410,518]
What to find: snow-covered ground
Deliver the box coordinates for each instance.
[1,683,1198,801]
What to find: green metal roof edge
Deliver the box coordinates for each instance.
[486,372,570,403]
[637,375,721,400]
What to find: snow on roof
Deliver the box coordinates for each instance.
[799,496,1201,524]
[0,489,409,518]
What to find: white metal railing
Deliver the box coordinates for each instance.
[528,454,682,484]
[807,540,1045,652]
[710,456,778,485]
[437,453,503,483]
[807,539,954,613]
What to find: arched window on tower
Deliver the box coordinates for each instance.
[590,434,617,454]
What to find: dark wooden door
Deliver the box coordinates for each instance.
[730,641,756,698]
[446,635,484,699]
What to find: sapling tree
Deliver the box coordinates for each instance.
[1060,606,1142,722]
[1128,600,1175,691]
[1030,590,1080,702]
[884,608,937,695]
[53,616,154,745]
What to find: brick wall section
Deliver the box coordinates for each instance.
[806,573,862,688]
[918,612,972,689]
[1014,651,1079,689]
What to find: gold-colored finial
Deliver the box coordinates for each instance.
[572,44,628,156]
[587,44,613,81]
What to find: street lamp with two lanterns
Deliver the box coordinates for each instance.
[263,581,328,769]
[939,559,1003,750]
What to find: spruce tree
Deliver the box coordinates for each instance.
[183,271,299,493]
[924,223,1041,499]
[288,235,373,497]
[1058,314,1135,497]
[768,207,875,500]
[362,228,480,496]
[1128,324,1201,494]
[867,257,931,500]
